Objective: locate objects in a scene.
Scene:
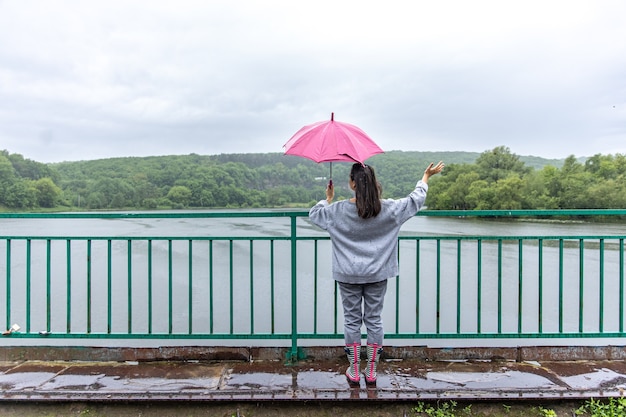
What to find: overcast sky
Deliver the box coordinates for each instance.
[1,1,625,163]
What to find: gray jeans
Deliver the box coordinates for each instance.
[338,280,388,346]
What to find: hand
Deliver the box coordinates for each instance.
[425,161,445,176]
[326,182,334,203]
[422,161,444,183]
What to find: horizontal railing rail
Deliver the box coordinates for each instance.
[1,210,626,362]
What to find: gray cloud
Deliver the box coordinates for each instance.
[1,0,625,162]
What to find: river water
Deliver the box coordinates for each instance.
[2,213,626,348]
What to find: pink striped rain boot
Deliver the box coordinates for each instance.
[364,343,382,385]
[344,343,361,386]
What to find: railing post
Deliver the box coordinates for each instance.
[26,239,31,333]
[619,239,624,333]
[5,239,11,332]
[287,214,302,363]
[66,240,72,333]
[46,239,51,333]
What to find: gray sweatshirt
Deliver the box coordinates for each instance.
[308,181,429,284]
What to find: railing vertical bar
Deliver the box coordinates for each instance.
[107,239,112,334]
[599,239,604,333]
[46,239,51,333]
[168,239,173,334]
[395,245,400,334]
[66,240,71,333]
[249,240,254,334]
[229,240,234,334]
[436,240,441,334]
[518,240,523,334]
[538,239,543,334]
[477,239,482,334]
[334,280,339,335]
[415,239,420,334]
[127,240,132,334]
[26,239,31,333]
[558,239,564,333]
[619,239,624,333]
[209,240,214,334]
[497,239,502,334]
[270,240,275,334]
[147,240,153,335]
[289,215,299,361]
[456,239,461,334]
[579,239,584,333]
[313,240,318,334]
[189,240,193,335]
[5,239,10,331]
[87,240,92,334]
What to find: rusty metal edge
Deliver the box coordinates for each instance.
[0,389,621,402]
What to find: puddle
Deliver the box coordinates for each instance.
[560,368,626,390]
[426,370,560,390]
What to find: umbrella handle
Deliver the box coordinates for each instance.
[329,162,333,187]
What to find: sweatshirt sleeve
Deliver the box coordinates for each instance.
[391,180,429,224]
[308,200,331,230]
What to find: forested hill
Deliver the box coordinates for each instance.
[7,147,625,211]
[209,150,562,171]
[44,149,562,209]
[51,150,489,209]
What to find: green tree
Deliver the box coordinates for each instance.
[476,146,529,183]
[521,169,558,209]
[4,181,37,208]
[586,178,626,208]
[426,164,478,210]
[466,180,495,209]
[561,155,584,175]
[556,156,592,208]
[92,178,133,208]
[167,185,192,207]
[86,192,107,209]
[491,175,524,209]
[540,165,561,199]
[7,152,58,181]
[33,177,62,208]
[585,153,617,179]
[129,173,160,207]
[0,154,16,204]
[447,172,481,210]
[613,153,626,176]
[198,189,216,207]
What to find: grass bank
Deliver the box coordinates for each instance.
[1,399,624,417]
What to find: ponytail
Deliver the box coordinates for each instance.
[350,163,382,219]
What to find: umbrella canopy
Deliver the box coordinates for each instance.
[283,113,383,166]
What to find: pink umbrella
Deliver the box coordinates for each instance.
[283,113,383,184]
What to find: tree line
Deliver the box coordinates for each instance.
[426,147,626,210]
[1,147,624,211]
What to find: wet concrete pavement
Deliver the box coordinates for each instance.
[2,356,626,402]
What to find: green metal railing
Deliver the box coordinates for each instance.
[1,210,626,362]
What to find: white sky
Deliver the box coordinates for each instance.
[1,0,625,163]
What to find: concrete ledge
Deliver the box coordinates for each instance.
[0,346,251,362]
[2,345,626,363]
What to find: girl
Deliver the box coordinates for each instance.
[309,161,444,385]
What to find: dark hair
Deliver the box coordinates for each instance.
[350,163,382,219]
